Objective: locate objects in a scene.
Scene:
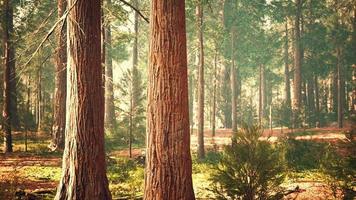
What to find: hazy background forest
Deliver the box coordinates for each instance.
[0,0,355,199]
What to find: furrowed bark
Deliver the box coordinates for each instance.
[144,0,195,199]
[54,0,111,199]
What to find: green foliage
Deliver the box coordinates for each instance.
[321,143,356,199]
[210,124,287,200]
[115,68,146,146]
[285,139,327,171]
[108,158,144,199]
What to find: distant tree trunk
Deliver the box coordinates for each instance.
[37,65,42,132]
[332,69,338,113]
[337,47,344,128]
[129,93,133,158]
[54,0,112,198]
[352,10,356,114]
[51,0,67,150]
[293,0,302,116]
[314,76,320,127]
[307,78,315,127]
[189,71,194,134]
[259,64,265,127]
[222,61,232,128]
[212,48,217,137]
[144,0,195,199]
[104,24,116,131]
[196,1,205,159]
[284,19,291,126]
[2,0,14,153]
[132,0,139,108]
[231,28,237,137]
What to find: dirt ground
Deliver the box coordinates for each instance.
[0,126,353,199]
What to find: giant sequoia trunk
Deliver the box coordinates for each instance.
[51,0,67,150]
[54,0,111,199]
[231,28,237,137]
[293,0,302,113]
[196,1,205,159]
[144,0,195,199]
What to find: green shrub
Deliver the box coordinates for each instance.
[321,143,356,200]
[285,139,327,171]
[210,124,286,200]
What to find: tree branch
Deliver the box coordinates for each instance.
[118,0,149,23]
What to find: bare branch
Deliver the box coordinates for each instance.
[118,0,149,23]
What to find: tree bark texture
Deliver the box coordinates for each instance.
[144,0,195,199]
[196,1,205,159]
[51,0,67,150]
[54,0,111,199]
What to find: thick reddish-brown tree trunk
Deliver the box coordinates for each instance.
[51,0,67,151]
[144,0,195,199]
[54,0,111,199]
[2,0,15,152]
[196,0,205,159]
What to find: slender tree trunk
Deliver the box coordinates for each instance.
[212,49,217,137]
[222,61,232,128]
[189,71,194,135]
[337,47,344,128]
[314,76,320,127]
[284,19,292,127]
[104,24,116,131]
[51,0,67,150]
[54,0,111,198]
[144,1,195,199]
[293,0,302,118]
[307,78,315,127]
[196,1,205,159]
[129,92,133,158]
[352,9,356,114]
[2,0,14,153]
[37,65,42,132]
[332,69,338,113]
[132,0,139,109]
[231,28,237,137]
[259,64,265,127]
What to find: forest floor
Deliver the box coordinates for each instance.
[0,125,354,199]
